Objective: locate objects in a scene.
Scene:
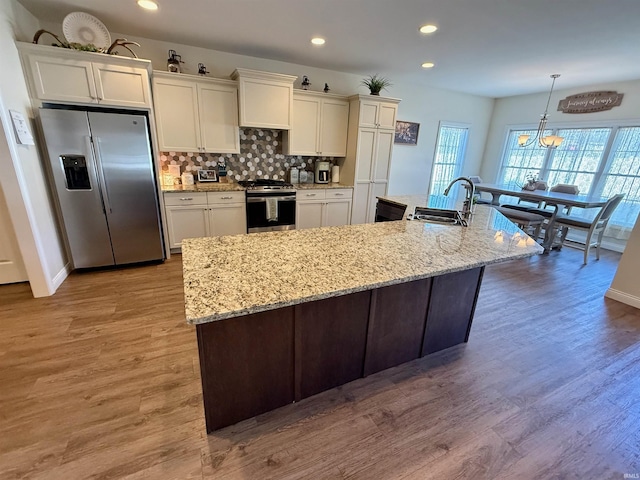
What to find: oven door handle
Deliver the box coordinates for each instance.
[247,196,296,203]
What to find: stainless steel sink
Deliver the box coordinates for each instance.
[408,207,467,226]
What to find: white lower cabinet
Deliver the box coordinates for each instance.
[164,192,246,250]
[296,189,352,230]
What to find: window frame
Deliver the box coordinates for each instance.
[428,121,471,197]
[497,119,640,229]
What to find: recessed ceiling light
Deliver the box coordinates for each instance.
[419,24,438,34]
[421,62,435,69]
[311,37,326,46]
[137,0,158,10]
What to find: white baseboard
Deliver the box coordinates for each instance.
[605,288,640,309]
[51,262,71,292]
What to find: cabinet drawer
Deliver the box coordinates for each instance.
[298,189,326,201]
[207,191,246,204]
[326,189,353,200]
[164,192,208,206]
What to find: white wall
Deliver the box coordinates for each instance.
[40,21,497,196]
[481,78,640,182]
[0,0,68,296]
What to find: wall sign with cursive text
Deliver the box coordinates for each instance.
[557,91,624,114]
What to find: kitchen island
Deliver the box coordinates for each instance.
[183,197,543,432]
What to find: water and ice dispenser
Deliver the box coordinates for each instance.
[61,155,91,190]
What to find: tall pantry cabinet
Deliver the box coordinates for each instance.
[341,95,400,224]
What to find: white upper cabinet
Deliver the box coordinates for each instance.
[357,97,398,129]
[198,82,241,153]
[92,63,151,108]
[153,76,200,152]
[285,91,349,157]
[18,43,152,108]
[153,72,240,154]
[231,69,296,129]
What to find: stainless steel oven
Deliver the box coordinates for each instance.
[240,180,296,233]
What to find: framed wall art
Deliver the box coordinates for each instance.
[394,120,420,145]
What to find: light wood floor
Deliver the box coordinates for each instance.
[1,248,639,479]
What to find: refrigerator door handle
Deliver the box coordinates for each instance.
[92,136,113,214]
[84,136,107,215]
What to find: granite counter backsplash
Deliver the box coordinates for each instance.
[159,128,338,182]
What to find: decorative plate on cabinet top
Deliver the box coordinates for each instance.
[62,12,111,49]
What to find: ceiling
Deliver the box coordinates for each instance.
[17,0,640,98]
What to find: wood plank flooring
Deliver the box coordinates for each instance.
[0,248,639,479]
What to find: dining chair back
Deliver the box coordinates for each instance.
[550,184,580,195]
[375,199,407,222]
[554,193,625,264]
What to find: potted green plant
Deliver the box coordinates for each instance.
[361,74,392,96]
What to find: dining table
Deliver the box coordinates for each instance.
[473,183,611,251]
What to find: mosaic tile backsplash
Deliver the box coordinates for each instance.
[159,128,337,182]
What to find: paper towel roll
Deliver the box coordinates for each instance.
[331,165,340,183]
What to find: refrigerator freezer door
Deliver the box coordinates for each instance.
[88,112,164,265]
[39,109,115,268]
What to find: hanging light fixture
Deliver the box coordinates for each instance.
[518,74,564,149]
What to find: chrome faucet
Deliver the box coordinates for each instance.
[444,177,476,221]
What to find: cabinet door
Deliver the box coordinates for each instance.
[296,201,324,230]
[238,78,292,129]
[320,99,349,157]
[324,200,351,227]
[92,63,151,108]
[27,55,97,103]
[289,95,320,155]
[208,204,247,237]
[377,103,398,129]
[358,100,380,128]
[372,129,395,183]
[350,182,371,225]
[165,205,208,249]
[153,78,200,152]
[355,128,377,182]
[198,83,240,154]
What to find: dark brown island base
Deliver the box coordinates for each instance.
[183,198,543,433]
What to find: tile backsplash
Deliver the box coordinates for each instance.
[159,128,337,182]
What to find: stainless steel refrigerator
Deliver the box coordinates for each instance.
[39,108,165,269]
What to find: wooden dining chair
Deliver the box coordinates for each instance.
[552,193,625,264]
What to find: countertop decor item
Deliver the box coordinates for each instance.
[198,169,218,182]
[62,12,111,50]
[324,83,330,93]
[301,75,311,90]
[361,74,391,95]
[198,63,210,75]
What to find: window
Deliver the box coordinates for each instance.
[498,125,640,230]
[429,124,469,196]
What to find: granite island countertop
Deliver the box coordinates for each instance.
[182,197,543,325]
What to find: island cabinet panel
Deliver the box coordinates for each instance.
[196,307,294,432]
[422,267,484,356]
[364,279,431,376]
[294,291,371,400]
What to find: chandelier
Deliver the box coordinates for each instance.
[518,74,564,149]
